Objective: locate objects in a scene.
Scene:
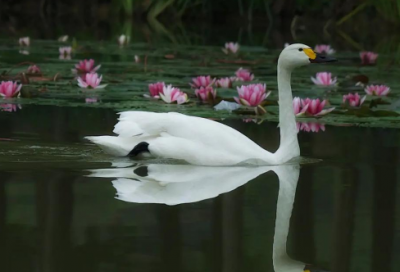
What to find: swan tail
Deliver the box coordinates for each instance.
[85,136,141,156]
[88,165,153,180]
[88,167,137,178]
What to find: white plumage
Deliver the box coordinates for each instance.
[87,111,276,165]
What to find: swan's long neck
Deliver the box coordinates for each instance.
[272,166,304,272]
[275,63,299,161]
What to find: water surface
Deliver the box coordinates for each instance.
[1,105,400,272]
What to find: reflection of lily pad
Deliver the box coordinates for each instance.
[369,97,391,108]
[339,105,399,117]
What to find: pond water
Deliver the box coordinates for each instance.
[1,37,400,272]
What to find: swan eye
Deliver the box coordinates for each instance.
[298,48,303,52]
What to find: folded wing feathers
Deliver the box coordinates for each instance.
[113,121,143,137]
[115,111,180,138]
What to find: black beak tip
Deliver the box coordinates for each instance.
[310,53,337,63]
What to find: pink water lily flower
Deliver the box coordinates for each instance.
[77,73,107,89]
[58,35,69,42]
[0,104,22,112]
[215,77,232,88]
[0,81,22,98]
[195,86,217,102]
[314,45,335,55]
[343,93,366,107]
[235,68,254,82]
[19,37,30,46]
[301,98,335,116]
[190,76,215,88]
[146,82,165,99]
[311,72,337,86]
[59,46,72,60]
[364,84,390,96]
[360,51,378,65]
[27,65,41,74]
[297,122,325,133]
[118,35,130,46]
[72,59,101,74]
[234,83,270,107]
[222,42,240,54]
[160,85,189,104]
[293,97,309,116]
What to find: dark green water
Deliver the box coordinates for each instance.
[1,105,400,272]
[1,36,400,272]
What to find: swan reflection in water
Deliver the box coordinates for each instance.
[89,163,327,272]
[90,164,270,205]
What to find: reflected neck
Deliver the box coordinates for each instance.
[273,172,297,256]
[276,62,299,160]
[272,166,303,272]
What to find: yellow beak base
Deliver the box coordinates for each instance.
[304,48,316,60]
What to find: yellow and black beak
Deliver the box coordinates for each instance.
[303,48,337,63]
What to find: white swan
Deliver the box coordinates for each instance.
[86,44,335,166]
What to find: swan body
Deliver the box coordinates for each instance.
[87,111,278,165]
[86,44,335,166]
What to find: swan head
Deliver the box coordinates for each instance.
[279,43,336,70]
